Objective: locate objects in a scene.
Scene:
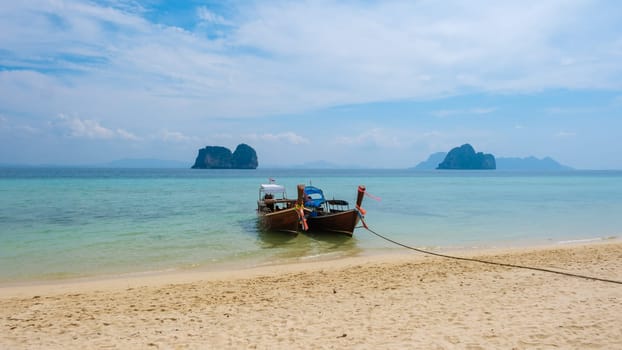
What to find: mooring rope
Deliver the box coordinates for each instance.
[358,219,622,285]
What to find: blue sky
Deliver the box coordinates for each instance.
[1,0,621,169]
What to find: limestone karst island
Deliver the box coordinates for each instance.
[437,144,496,170]
[191,144,258,169]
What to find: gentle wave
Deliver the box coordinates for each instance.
[557,237,605,244]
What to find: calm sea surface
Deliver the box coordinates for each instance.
[1,168,621,283]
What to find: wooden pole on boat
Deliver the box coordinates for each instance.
[356,185,366,209]
[297,184,305,206]
[355,185,367,228]
[296,184,308,231]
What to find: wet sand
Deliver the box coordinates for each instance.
[1,240,621,349]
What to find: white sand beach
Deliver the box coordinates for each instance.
[1,240,621,349]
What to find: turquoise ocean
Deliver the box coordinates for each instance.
[1,168,621,283]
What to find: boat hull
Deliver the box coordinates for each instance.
[305,209,360,236]
[257,208,300,234]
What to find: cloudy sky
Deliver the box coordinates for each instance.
[1,0,621,169]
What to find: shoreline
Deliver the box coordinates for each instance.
[2,240,621,348]
[1,237,619,297]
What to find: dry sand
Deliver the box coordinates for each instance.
[1,240,621,349]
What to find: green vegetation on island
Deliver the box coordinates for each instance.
[192,144,258,169]
[437,144,496,170]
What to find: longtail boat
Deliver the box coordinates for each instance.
[303,185,366,236]
[257,182,306,233]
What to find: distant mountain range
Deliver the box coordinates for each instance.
[0,159,190,168]
[412,152,573,171]
[100,158,189,168]
[495,156,573,171]
[1,155,573,170]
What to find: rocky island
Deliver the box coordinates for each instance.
[437,144,496,170]
[191,144,258,169]
[413,147,571,171]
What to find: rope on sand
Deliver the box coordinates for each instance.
[358,218,622,285]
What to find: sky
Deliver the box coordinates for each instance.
[1,0,621,169]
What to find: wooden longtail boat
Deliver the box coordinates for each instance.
[257,182,306,233]
[303,185,366,236]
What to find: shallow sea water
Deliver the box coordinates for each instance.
[1,168,620,282]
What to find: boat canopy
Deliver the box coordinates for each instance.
[304,186,325,208]
[260,184,286,194]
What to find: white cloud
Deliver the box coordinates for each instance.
[115,128,141,141]
[1,1,621,168]
[53,114,139,140]
[197,6,231,26]
[246,132,309,145]
[62,115,114,139]
[0,114,41,135]
[2,0,620,125]
[555,131,577,138]
[156,129,198,143]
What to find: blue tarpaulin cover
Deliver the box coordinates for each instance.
[304,186,325,208]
